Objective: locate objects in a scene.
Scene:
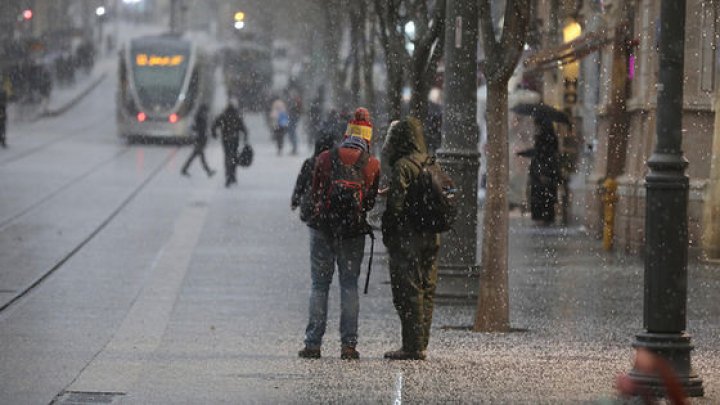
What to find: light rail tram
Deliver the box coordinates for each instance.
[117,34,214,141]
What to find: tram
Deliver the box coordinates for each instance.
[116,35,214,141]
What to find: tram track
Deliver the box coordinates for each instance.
[0,118,109,167]
[0,147,178,315]
[0,148,131,232]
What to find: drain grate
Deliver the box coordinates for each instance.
[51,391,125,405]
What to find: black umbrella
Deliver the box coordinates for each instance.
[511,103,570,125]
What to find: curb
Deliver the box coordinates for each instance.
[41,72,108,118]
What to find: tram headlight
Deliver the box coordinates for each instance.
[137,112,147,122]
[168,113,178,123]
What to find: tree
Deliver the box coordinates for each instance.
[474,0,530,332]
[374,0,446,120]
[374,0,406,120]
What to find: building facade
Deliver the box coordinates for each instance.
[531,0,720,258]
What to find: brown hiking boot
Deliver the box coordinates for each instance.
[298,347,321,359]
[340,346,360,360]
[383,349,426,361]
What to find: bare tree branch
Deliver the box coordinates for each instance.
[478,0,500,63]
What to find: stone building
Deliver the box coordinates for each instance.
[527,0,720,259]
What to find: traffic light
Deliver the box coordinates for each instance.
[21,9,33,21]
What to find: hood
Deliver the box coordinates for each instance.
[314,135,335,156]
[381,117,428,166]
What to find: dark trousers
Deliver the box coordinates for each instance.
[181,141,211,174]
[273,128,286,154]
[387,232,440,353]
[0,122,5,147]
[222,136,239,182]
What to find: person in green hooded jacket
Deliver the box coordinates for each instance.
[381,117,440,361]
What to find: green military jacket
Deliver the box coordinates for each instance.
[381,117,438,245]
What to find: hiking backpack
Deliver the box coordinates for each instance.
[407,156,458,233]
[320,148,370,238]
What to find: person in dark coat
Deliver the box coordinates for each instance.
[318,109,348,143]
[181,104,215,177]
[0,89,7,148]
[307,86,325,148]
[518,117,560,224]
[291,135,335,222]
[212,102,248,187]
[286,90,303,155]
[381,117,440,361]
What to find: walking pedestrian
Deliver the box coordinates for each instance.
[298,107,380,360]
[381,118,441,361]
[181,105,215,178]
[269,98,289,155]
[0,89,7,148]
[212,101,248,188]
[287,90,303,155]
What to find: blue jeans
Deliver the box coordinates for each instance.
[304,229,366,349]
[287,118,298,153]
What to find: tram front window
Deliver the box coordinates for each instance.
[131,50,190,110]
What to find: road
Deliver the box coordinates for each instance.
[1,67,720,404]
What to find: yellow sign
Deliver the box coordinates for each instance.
[135,54,184,67]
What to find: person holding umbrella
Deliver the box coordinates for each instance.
[513,103,566,225]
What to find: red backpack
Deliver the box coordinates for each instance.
[319,148,370,238]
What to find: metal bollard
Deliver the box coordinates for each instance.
[602,178,618,251]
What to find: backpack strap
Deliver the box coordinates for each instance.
[406,155,431,171]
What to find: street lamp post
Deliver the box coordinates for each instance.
[629,0,704,397]
[436,0,480,304]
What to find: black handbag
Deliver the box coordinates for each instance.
[237,144,254,167]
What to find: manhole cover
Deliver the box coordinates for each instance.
[51,391,125,404]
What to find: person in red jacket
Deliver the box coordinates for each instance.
[298,107,380,360]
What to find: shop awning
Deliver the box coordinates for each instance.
[523,31,613,73]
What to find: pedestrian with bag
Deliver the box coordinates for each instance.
[212,101,248,188]
[181,104,215,178]
[381,117,456,361]
[298,107,380,360]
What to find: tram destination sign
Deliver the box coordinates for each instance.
[135,54,185,67]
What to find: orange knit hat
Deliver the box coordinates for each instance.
[344,107,373,143]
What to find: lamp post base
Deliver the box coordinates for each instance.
[630,332,704,397]
[435,264,480,305]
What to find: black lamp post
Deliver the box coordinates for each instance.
[629,0,703,397]
[436,0,480,304]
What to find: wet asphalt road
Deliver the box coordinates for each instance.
[1,70,720,404]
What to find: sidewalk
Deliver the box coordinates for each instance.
[93,141,720,403]
[41,57,112,118]
[6,58,110,124]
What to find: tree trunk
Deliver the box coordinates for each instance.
[349,2,363,106]
[323,1,344,106]
[386,56,404,120]
[475,79,510,332]
[409,58,430,120]
[363,16,376,110]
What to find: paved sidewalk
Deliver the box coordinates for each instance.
[100,143,720,403]
[42,57,113,118]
